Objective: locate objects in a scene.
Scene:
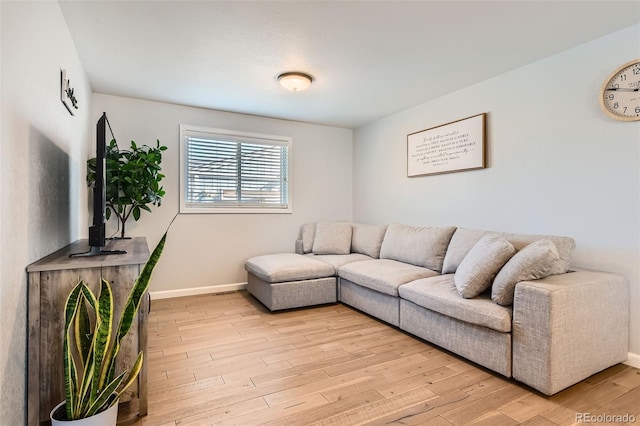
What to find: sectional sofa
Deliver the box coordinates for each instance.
[244,221,629,396]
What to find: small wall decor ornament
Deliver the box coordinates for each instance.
[60,69,79,115]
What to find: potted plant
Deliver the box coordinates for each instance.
[50,233,166,425]
[87,139,167,238]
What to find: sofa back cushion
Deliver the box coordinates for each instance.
[442,228,575,275]
[379,223,456,272]
[312,222,353,255]
[351,223,388,258]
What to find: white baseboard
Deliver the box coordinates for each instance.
[149,282,247,300]
[625,352,640,369]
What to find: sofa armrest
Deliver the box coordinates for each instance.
[295,239,304,255]
[512,269,628,395]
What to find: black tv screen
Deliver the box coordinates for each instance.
[88,112,108,247]
[71,112,126,257]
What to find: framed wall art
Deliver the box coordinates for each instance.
[407,113,486,177]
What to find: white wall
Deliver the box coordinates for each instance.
[354,25,640,359]
[0,2,92,423]
[92,94,353,292]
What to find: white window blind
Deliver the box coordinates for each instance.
[180,125,291,213]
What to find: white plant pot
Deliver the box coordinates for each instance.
[50,400,118,426]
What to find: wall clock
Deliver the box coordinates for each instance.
[599,59,640,122]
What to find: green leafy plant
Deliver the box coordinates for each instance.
[87,139,167,238]
[60,233,166,420]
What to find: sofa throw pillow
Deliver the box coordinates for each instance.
[312,222,353,255]
[351,223,388,258]
[300,222,316,254]
[454,234,516,299]
[504,234,574,276]
[492,239,559,306]
[441,228,489,274]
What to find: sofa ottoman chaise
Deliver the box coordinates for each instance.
[244,222,385,310]
[243,221,629,396]
[244,253,337,311]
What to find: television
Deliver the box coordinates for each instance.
[71,112,126,257]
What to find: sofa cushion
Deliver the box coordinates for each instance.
[399,275,512,333]
[339,259,439,297]
[312,222,353,255]
[506,234,573,275]
[492,239,559,306]
[379,223,456,272]
[244,253,335,283]
[300,222,316,254]
[454,235,516,298]
[442,228,575,275]
[351,223,388,258]
[305,253,373,270]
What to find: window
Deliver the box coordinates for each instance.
[180,125,291,213]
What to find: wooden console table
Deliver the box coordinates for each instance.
[27,237,150,425]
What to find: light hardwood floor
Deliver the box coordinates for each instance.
[118,291,640,425]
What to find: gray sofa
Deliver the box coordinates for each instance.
[244,221,629,395]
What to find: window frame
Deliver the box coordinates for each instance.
[179,124,292,214]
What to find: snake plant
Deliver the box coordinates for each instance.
[61,233,166,420]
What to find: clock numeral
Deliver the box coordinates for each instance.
[636,107,640,114]
[634,68,640,75]
[607,94,615,100]
[620,74,627,81]
[613,102,619,109]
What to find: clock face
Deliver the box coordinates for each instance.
[600,60,640,121]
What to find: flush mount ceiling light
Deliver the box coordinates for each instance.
[277,72,313,92]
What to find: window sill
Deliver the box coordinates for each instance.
[180,206,293,214]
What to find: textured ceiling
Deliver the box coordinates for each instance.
[59,1,640,128]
